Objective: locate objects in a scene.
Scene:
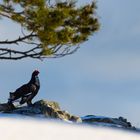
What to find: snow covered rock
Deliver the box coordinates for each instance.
[0,100,82,123]
[0,100,137,131]
[81,115,135,130]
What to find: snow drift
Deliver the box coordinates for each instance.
[0,117,140,140]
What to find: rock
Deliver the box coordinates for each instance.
[0,99,82,123]
[0,100,136,129]
[34,100,61,111]
[81,115,135,130]
[33,100,82,123]
[0,103,15,112]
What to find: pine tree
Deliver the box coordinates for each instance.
[0,0,100,60]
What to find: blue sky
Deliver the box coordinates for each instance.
[0,0,140,127]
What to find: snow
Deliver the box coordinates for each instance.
[0,116,140,140]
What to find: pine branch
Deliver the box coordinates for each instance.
[0,45,42,60]
[0,33,37,45]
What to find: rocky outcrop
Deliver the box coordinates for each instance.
[0,100,137,130]
[81,115,136,130]
[0,102,15,112]
[0,100,82,123]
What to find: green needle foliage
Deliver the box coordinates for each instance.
[0,0,100,60]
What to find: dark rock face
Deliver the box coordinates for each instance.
[81,115,136,130]
[0,100,82,123]
[0,103,15,112]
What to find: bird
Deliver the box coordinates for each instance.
[8,70,40,106]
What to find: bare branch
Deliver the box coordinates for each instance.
[0,11,11,18]
[0,33,37,45]
[0,43,80,60]
[0,44,42,60]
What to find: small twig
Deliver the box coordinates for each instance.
[0,33,37,45]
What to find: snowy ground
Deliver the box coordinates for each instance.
[0,114,140,140]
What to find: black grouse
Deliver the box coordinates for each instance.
[8,70,40,106]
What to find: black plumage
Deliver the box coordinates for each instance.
[8,70,40,106]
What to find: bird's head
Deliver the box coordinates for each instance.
[32,70,40,76]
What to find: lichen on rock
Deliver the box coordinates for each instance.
[0,99,82,123]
